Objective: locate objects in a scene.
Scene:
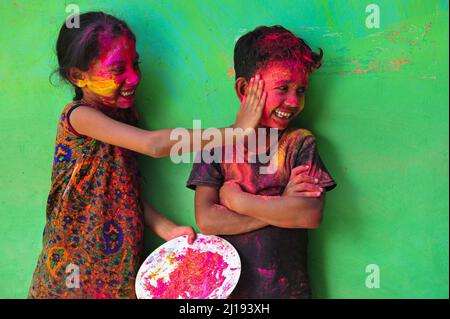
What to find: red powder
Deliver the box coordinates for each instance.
[145,248,229,299]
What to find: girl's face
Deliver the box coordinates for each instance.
[79,35,141,109]
[258,61,308,130]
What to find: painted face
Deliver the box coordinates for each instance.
[79,35,141,109]
[257,61,308,130]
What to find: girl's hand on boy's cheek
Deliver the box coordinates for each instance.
[283,165,323,198]
[234,74,266,132]
[219,181,242,209]
[167,226,196,244]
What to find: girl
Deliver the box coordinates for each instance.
[29,11,265,299]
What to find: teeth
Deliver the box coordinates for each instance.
[274,110,293,119]
[120,90,135,97]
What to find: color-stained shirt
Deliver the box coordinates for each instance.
[187,128,336,299]
[29,101,144,299]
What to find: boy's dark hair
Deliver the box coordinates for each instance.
[54,11,135,100]
[234,25,323,80]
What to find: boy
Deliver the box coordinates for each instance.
[187,26,336,299]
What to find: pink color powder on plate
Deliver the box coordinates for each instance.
[145,248,229,299]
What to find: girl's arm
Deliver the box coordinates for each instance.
[143,199,196,244]
[194,185,269,235]
[69,77,266,158]
[220,182,325,229]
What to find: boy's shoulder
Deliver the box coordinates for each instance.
[282,127,316,144]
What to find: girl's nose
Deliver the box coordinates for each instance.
[126,70,141,87]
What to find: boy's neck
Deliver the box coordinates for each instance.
[243,125,284,155]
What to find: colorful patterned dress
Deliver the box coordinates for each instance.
[29,101,145,298]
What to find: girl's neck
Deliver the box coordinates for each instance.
[79,97,108,110]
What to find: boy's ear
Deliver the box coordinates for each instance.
[234,77,248,102]
[68,67,86,88]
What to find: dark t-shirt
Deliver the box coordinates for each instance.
[187,128,336,299]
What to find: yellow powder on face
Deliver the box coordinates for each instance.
[298,94,305,112]
[85,76,119,97]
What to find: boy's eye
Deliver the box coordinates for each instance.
[297,88,305,95]
[110,66,126,74]
[276,86,288,91]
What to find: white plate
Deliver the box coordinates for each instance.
[135,234,241,299]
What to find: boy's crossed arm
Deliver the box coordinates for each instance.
[219,183,325,229]
[195,185,269,235]
[194,166,325,235]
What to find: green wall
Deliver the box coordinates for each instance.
[0,0,448,298]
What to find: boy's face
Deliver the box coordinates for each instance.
[257,61,308,130]
[79,35,141,108]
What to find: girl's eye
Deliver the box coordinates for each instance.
[297,88,305,95]
[111,66,126,74]
[276,86,288,91]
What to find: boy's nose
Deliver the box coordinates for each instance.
[285,95,298,107]
[126,70,141,87]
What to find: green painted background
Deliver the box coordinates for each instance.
[0,0,448,298]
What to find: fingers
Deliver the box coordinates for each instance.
[290,174,319,186]
[288,183,323,194]
[290,165,309,178]
[234,75,265,132]
[285,183,323,197]
[187,229,196,244]
[291,191,323,198]
[167,226,197,244]
[244,77,256,108]
[253,75,264,110]
[244,75,264,109]
[256,89,266,115]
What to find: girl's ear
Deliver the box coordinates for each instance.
[68,67,86,87]
[234,77,248,102]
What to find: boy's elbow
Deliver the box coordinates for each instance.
[195,211,215,235]
[301,196,325,229]
[306,203,324,228]
[306,209,323,229]
[197,225,214,235]
[292,200,324,229]
[195,216,208,234]
[196,221,216,235]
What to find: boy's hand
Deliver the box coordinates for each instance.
[233,75,266,133]
[166,226,197,244]
[283,165,324,198]
[219,181,242,210]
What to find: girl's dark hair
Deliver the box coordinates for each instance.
[234,25,323,80]
[54,11,135,100]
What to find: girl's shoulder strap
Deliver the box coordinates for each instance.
[65,101,96,138]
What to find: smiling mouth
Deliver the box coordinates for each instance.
[273,109,294,120]
[119,89,135,97]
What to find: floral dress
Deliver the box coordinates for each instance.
[29,101,144,298]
